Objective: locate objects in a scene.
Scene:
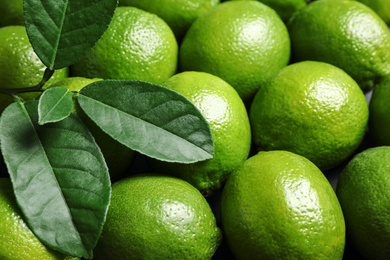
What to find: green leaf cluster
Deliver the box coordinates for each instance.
[0,0,214,258]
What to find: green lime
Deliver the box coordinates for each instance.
[369,76,390,145]
[93,174,222,259]
[221,150,345,259]
[0,0,24,27]
[71,6,178,85]
[118,0,220,41]
[229,0,309,22]
[0,178,78,260]
[288,0,390,92]
[148,71,251,196]
[249,61,369,170]
[356,0,390,24]
[336,146,390,260]
[179,1,290,102]
[45,77,136,182]
[0,26,68,114]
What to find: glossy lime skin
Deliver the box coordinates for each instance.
[0,178,78,260]
[71,7,178,85]
[369,77,390,145]
[336,147,390,260]
[119,0,220,41]
[179,1,290,102]
[356,0,390,24]
[250,61,369,170]
[288,0,390,92]
[93,174,222,259]
[0,26,68,113]
[221,151,345,260]
[230,0,309,22]
[149,71,251,195]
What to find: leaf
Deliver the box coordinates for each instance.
[24,0,118,69]
[38,87,74,125]
[78,80,214,163]
[0,100,111,259]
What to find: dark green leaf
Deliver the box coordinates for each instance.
[0,100,111,259]
[38,87,74,125]
[78,80,214,163]
[24,0,118,69]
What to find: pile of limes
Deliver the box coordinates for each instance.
[1,0,390,259]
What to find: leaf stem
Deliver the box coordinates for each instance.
[0,68,55,96]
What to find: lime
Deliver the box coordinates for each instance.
[0,0,24,27]
[288,0,390,92]
[0,178,78,260]
[336,146,390,260]
[45,77,136,182]
[229,0,309,22]
[148,71,251,196]
[71,6,178,85]
[93,174,222,259]
[0,26,68,114]
[179,0,290,102]
[369,76,390,145]
[356,0,390,24]
[118,0,220,41]
[249,61,369,170]
[221,150,345,259]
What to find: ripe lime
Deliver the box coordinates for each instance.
[249,61,369,170]
[288,0,390,92]
[45,77,136,182]
[336,146,390,260]
[0,0,24,27]
[148,71,251,195]
[229,0,309,22]
[355,0,390,24]
[221,150,345,259]
[0,178,78,260]
[179,1,290,102]
[93,174,222,259]
[118,0,220,41]
[369,76,390,145]
[0,26,68,114]
[71,6,178,85]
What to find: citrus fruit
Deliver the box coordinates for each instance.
[336,146,390,260]
[221,150,346,260]
[179,1,290,102]
[0,26,69,114]
[71,6,178,85]
[148,71,251,196]
[45,77,136,182]
[249,61,369,170]
[0,178,78,260]
[355,0,390,24]
[369,76,390,145]
[229,0,309,22]
[118,0,220,41]
[0,0,24,27]
[93,174,222,259]
[287,0,390,92]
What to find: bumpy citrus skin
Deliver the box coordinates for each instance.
[230,0,309,22]
[93,174,222,260]
[221,151,346,260]
[369,77,390,145]
[46,77,136,182]
[336,147,390,260]
[356,0,390,24]
[71,7,178,85]
[119,0,220,41]
[0,178,78,260]
[148,71,251,195]
[250,61,369,170]
[0,0,24,27]
[0,26,68,113]
[179,1,290,102]
[288,0,390,92]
